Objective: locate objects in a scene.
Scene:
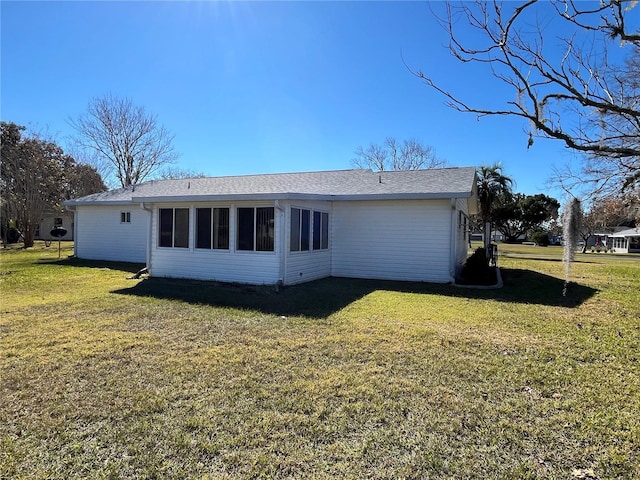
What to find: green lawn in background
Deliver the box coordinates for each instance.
[1,241,638,479]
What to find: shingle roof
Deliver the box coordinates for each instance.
[610,228,640,237]
[63,167,477,205]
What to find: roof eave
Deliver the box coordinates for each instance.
[333,192,473,202]
[132,192,474,203]
[62,199,135,207]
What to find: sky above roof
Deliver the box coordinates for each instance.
[1,1,614,201]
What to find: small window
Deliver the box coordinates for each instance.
[158,208,189,248]
[54,217,63,226]
[121,211,131,223]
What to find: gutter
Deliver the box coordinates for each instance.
[140,203,153,271]
[274,200,286,288]
[130,192,474,204]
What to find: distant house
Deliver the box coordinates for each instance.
[609,228,640,254]
[35,211,74,241]
[63,168,478,285]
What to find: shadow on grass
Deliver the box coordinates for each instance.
[37,257,145,274]
[498,268,597,307]
[111,268,597,319]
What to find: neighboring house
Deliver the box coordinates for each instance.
[35,211,74,241]
[583,227,640,253]
[63,168,478,285]
[468,231,508,243]
[609,228,640,254]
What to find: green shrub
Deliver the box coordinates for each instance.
[531,231,550,246]
[458,247,496,285]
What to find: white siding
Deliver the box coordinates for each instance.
[283,200,332,285]
[36,213,74,241]
[149,202,281,285]
[331,199,453,283]
[75,206,149,263]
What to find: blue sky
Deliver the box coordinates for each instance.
[1,1,599,199]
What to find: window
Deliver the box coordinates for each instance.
[54,217,63,226]
[159,208,189,248]
[291,209,328,252]
[459,212,468,241]
[237,207,274,251]
[121,211,131,223]
[196,207,229,249]
[290,208,311,251]
[313,211,329,250]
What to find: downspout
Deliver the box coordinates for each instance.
[449,198,457,284]
[140,203,153,271]
[274,200,285,288]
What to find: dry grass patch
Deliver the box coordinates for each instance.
[1,242,639,479]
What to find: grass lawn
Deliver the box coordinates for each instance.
[1,241,638,479]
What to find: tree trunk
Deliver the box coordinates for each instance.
[484,221,491,258]
[22,228,34,248]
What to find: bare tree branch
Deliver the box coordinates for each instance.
[416,0,640,198]
[352,137,447,171]
[70,94,178,187]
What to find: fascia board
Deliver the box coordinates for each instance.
[332,192,473,201]
[62,199,135,207]
[133,192,475,203]
[130,193,335,203]
[69,191,475,205]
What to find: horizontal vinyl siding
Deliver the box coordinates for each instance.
[331,200,452,283]
[285,251,331,285]
[75,206,148,263]
[149,202,281,285]
[152,249,281,284]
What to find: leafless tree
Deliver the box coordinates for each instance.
[352,137,447,171]
[158,166,207,180]
[70,94,178,187]
[417,0,639,198]
[588,195,637,229]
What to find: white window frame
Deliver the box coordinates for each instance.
[158,207,189,248]
[195,207,230,250]
[237,206,275,252]
[312,210,329,250]
[290,207,311,252]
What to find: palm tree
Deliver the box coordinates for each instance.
[477,163,514,257]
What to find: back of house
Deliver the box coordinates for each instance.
[63,167,478,285]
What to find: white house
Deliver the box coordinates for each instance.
[63,168,478,285]
[35,211,74,242]
[609,228,640,254]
